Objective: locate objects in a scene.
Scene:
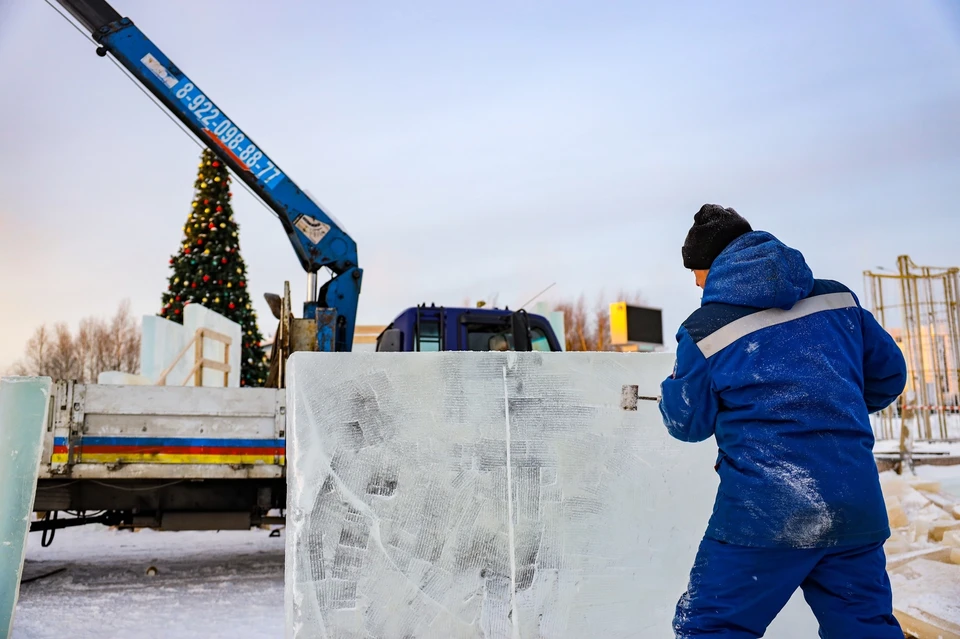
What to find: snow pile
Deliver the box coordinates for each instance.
[880,469,960,638]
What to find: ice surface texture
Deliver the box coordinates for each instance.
[1,377,51,637]
[284,352,818,638]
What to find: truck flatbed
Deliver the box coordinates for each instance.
[34,382,286,533]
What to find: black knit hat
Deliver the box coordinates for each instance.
[682,204,753,270]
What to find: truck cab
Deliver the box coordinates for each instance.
[376,305,563,352]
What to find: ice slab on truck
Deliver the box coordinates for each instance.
[285,352,819,638]
[138,304,242,387]
[1,377,51,636]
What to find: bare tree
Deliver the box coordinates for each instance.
[46,322,81,381]
[555,289,645,351]
[105,300,140,374]
[76,317,98,382]
[11,325,51,376]
[10,301,141,381]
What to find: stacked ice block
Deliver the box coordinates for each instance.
[0,377,51,636]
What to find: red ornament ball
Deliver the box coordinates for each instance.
[169,258,174,264]
[203,275,210,282]
[239,281,245,287]
[216,206,223,212]
[175,296,181,301]
[175,309,181,315]
[184,247,190,254]
[221,258,228,264]
[228,302,235,309]
[209,223,216,230]
[203,199,209,205]
[212,161,220,167]
[197,238,204,245]
[228,192,233,197]
[191,282,197,288]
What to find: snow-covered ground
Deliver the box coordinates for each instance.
[12,525,285,639]
[10,464,960,639]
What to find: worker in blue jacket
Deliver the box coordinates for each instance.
[660,204,907,638]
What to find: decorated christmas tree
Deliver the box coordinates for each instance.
[160,148,268,387]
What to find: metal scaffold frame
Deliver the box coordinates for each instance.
[864,256,960,442]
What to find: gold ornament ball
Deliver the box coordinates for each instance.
[214,176,221,182]
[204,208,210,213]
[204,249,211,255]
[236,268,242,274]
[202,297,208,303]
[174,278,180,284]
[227,282,232,288]
[197,163,203,168]
[220,223,226,228]
[192,202,197,207]
[214,297,220,304]
[201,182,207,188]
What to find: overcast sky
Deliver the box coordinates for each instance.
[1,0,959,371]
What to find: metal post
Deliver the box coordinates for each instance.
[947,270,960,412]
[306,272,318,304]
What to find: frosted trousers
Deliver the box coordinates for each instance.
[673,537,903,638]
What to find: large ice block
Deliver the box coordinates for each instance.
[184,304,242,387]
[1,377,52,636]
[96,371,152,385]
[139,314,190,385]
[136,305,242,387]
[284,352,819,638]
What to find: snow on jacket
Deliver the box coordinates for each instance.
[659,230,906,549]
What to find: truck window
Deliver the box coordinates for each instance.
[531,327,552,352]
[464,324,512,351]
[464,324,553,352]
[416,320,441,352]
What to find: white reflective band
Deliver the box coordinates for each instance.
[697,292,857,359]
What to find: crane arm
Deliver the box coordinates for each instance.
[51,0,362,351]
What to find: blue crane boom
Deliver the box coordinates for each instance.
[52,0,362,352]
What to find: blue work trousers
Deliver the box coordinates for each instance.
[674,538,903,638]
